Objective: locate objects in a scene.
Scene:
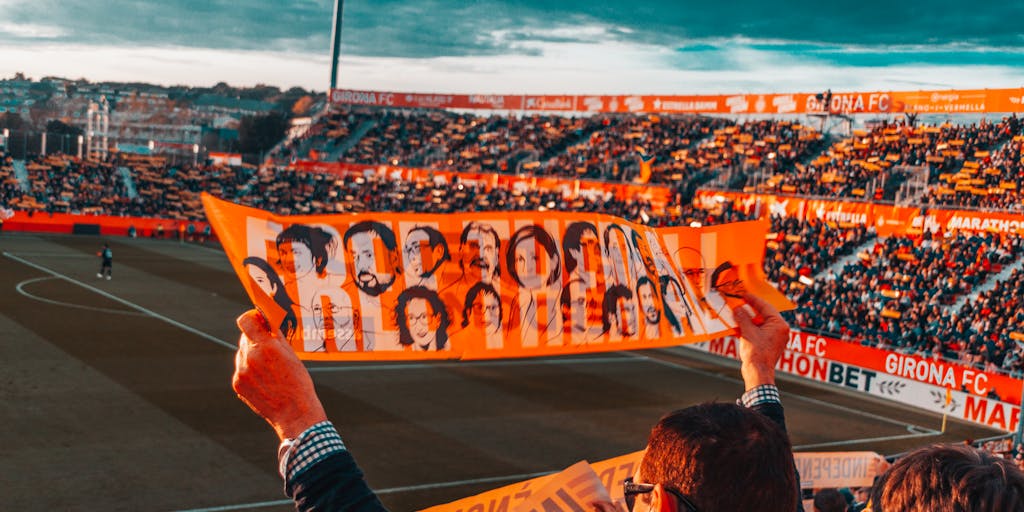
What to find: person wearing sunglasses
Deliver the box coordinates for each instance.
[230,290,799,511]
[619,292,801,512]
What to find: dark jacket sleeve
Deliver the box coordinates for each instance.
[286,450,389,512]
[751,401,804,512]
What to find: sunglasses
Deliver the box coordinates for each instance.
[623,477,698,512]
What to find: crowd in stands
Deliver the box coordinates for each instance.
[763,217,875,292]
[788,230,1024,377]
[5,110,1024,379]
[923,124,1024,210]
[748,117,1020,201]
[283,107,827,189]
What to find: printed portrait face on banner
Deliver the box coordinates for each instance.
[643,230,676,276]
[563,221,601,282]
[602,284,637,339]
[673,244,734,330]
[396,286,450,351]
[602,223,633,287]
[508,225,561,291]
[561,277,604,343]
[462,282,502,336]
[630,228,659,281]
[659,275,695,336]
[275,224,337,282]
[344,221,401,297]
[311,287,357,352]
[243,256,299,341]
[674,246,709,294]
[459,221,501,285]
[402,225,449,280]
[507,221,564,348]
[636,276,662,331]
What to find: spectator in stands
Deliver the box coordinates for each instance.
[869,443,1024,511]
[231,291,800,511]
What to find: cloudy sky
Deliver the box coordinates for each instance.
[2,0,1023,94]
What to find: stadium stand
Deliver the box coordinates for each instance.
[5,110,1024,376]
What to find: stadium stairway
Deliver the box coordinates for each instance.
[12,159,30,192]
[326,119,377,161]
[949,255,1024,311]
[117,166,139,200]
[813,233,879,282]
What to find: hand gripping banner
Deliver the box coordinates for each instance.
[202,193,791,361]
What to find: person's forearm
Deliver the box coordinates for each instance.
[741,362,776,391]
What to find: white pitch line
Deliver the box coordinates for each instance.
[16,277,148,316]
[794,430,943,450]
[171,470,554,512]
[308,355,638,373]
[1,251,93,259]
[3,251,236,350]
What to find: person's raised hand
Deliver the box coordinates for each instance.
[732,293,790,390]
[233,309,327,441]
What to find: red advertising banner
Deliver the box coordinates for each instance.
[702,330,1023,406]
[330,88,1024,114]
[693,190,1024,237]
[1,211,213,240]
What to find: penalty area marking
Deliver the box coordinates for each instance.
[171,469,555,512]
[3,251,236,350]
[16,277,148,316]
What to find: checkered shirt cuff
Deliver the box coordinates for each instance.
[739,384,781,408]
[278,421,347,482]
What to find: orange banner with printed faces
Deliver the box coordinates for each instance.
[202,193,790,361]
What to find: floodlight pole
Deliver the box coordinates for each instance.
[329,0,345,91]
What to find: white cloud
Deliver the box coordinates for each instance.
[2,35,1023,97]
[0,22,65,39]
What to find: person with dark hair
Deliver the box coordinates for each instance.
[461,282,502,337]
[629,228,659,282]
[97,242,113,280]
[341,220,403,351]
[602,283,637,339]
[560,277,604,344]
[660,274,697,336]
[395,286,450,351]
[868,443,1024,511]
[563,221,599,283]
[403,225,450,288]
[243,256,298,345]
[812,488,848,512]
[636,276,661,339]
[506,224,563,347]
[276,224,336,281]
[627,293,801,512]
[230,291,801,512]
[603,223,634,287]
[458,221,500,285]
[343,221,401,297]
